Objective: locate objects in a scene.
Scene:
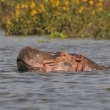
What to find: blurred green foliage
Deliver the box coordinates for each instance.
[0,0,110,38]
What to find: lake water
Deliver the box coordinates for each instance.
[0,31,110,110]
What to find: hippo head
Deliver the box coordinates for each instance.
[17,47,103,72]
[43,52,76,72]
[17,46,55,72]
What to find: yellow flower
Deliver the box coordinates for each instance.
[39,4,45,12]
[51,0,59,7]
[65,0,69,5]
[45,0,48,2]
[55,0,59,7]
[16,4,20,9]
[15,9,20,17]
[76,0,79,4]
[30,9,37,16]
[21,4,25,8]
[38,8,41,13]
[98,7,103,11]
[24,4,28,8]
[78,6,84,13]
[68,16,71,21]
[80,6,84,10]
[6,18,12,25]
[63,6,68,11]
[99,0,103,3]
[30,1,36,9]
[82,0,87,2]
[89,0,93,5]
[96,2,102,7]
[91,10,95,15]
[78,9,82,13]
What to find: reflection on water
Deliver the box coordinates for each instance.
[0,31,110,110]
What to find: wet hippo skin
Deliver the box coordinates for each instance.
[17,47,103,72]
[17,46,55,72]
[43,52,103,72]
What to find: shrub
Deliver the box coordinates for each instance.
[1,0,110,38]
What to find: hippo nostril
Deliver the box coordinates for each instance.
[44,57,46,60]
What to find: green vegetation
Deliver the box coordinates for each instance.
[0,0,110,39]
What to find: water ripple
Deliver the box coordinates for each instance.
[0,31,110,110]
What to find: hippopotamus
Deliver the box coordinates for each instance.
[43,52,103,72]
[17,46,103,72]
[17,46,56,72]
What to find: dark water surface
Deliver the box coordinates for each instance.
[0,31,110,110]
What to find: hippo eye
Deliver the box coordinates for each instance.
[63,55,66,57]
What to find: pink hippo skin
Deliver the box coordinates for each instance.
[43,52,103,72]
[17,47,103,72]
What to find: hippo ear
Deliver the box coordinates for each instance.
[76,54,83,62]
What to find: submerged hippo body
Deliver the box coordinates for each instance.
[17,47,103,72]
[17,46,55,72]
